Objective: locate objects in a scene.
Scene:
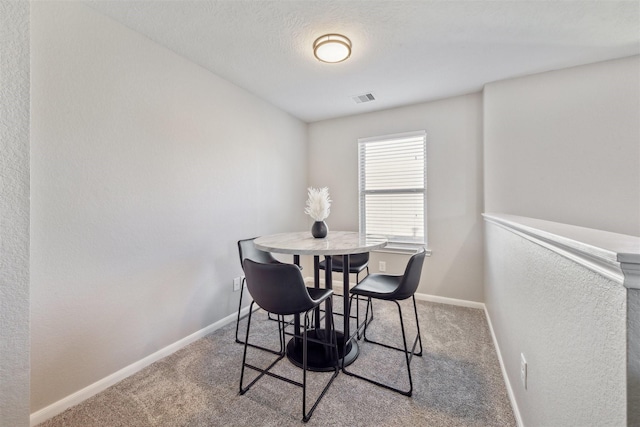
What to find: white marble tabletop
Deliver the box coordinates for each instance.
[254,231,387,256]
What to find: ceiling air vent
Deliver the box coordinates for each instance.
[352,93,376,104]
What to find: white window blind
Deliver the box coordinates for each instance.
[358,131,426,247]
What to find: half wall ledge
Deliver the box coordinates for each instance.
[482,213,640,289]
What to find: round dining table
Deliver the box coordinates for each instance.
[254,231,387,371]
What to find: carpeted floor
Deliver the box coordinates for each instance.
[38,297,516,426]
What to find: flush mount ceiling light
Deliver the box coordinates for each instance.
[313,34,351,63]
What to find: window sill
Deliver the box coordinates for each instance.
[373,245,432,256]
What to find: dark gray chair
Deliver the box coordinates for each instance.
[342,248,426,396]
[318,252,370,284]
[240,259,339,422]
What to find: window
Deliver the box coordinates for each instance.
[358,131,426,249]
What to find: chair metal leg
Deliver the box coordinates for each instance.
[302,300,339,422]
[236,278,286,355]
[355,267,372,339]
[363,295,422,356]
[234,278,246,343]
[342,295,422,397]
[240,304,286,394]
[356,294,360,338]
[341,294,374,344]
[411,296,423,355]
[355,294,375,340]
[320,266,373,338]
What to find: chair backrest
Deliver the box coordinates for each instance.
[330,252,369,269]
[392,248,426,300]
[238,238,279,270]
[242,259,319,315]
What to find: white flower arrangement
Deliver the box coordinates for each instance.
[304,187,331,222]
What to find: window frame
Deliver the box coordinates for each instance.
[358,130,427,252]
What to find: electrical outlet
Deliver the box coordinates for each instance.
[233,277,241,292]
[379,261,386,272]
[520,353,527,389]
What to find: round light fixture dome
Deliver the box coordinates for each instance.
[313,34,351,63]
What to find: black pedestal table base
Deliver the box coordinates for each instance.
[286,329,359,372]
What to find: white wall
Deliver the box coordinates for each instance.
[483,57,640,425]
[30,2,307,412]
[484,56,640,237]
[630,289,640,425]
[308,93,484,302]
[484,220,627,426]
[0,2,30,426]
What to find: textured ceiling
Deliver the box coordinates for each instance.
[85,0,640,123]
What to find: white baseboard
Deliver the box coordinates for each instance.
[29,307,252,427]
[413,292,484,309]
[306,276,485,310]
[484,306,524,427]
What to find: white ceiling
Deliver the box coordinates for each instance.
[85,0,640,123]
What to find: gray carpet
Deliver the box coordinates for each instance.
[38,298,516,426]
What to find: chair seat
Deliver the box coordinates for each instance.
[306,287,334,304]
[350,274,402,300]
[318,259,368,274]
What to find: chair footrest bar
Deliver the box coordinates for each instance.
[319,309,356,318]
[363,336,422,357]
[345,310,374,343]
[284,334,340,350]
[240,354,285,394]
[235,339,285,356]
[341,368,411,397]
[245,363,303,388]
